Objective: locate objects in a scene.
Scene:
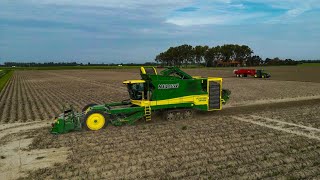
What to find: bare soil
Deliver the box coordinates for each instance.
[15,100,320,179]
[0,67,320,179]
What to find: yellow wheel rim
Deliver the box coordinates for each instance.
[86,113,105,130]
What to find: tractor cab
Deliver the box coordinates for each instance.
[256,69,271,78]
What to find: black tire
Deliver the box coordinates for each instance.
[183,109,194,119]
[164,111,175,121]
[82,103,97,112]
[83,110,108,131]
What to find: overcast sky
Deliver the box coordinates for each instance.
[0,0,319,63]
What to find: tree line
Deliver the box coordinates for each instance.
[155,44,300,67]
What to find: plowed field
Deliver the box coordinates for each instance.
[0,70,319,123]
[0,68,320,179]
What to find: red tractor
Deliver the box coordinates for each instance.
[233,69,270,78]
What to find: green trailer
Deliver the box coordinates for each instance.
[51,67,231,134]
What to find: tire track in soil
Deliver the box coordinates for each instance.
[232,115,320,141]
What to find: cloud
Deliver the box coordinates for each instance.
[27,0,191,9]
[164,0,320,26]
[1,0,320,61]
[176,7,199,12]
[165,13,266,26]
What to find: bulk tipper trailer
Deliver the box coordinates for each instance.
[234,69,270,78]
[51,67,231,134]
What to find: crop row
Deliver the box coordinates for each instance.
[0,71,128,123]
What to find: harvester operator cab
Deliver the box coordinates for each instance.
[123,67,158,101]
[128,83,144,100]
[123,80,148,100]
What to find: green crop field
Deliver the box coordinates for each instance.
[0,70,14,92]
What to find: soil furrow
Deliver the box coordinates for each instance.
[0,73,16,123]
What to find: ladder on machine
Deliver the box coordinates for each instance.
[144,105,152,121]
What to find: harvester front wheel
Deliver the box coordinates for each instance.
[84,110,107,131]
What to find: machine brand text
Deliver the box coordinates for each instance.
[158,83,179,89]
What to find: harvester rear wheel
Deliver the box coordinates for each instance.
[183,110,194,119]
[164,111,175,121]
[83,110,108,131]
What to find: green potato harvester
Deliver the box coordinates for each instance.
[51,67,231,134]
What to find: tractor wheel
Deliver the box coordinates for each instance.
[83,110,108,131]
[164,111,175,121]
[183,110,194,119]
[82,103,97,113]
[262,75,265,78]
[240,74,243,77]
[236,74,239,77]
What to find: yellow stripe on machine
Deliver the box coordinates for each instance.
[123,80,146,84]
[131,94,209,107]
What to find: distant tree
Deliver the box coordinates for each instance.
[177,44,194,67]
[194,45,209,65]
[219,44,235,63]
[236,45,253,65]
[155,43,256,67]
[247,55,262,66]
[204,46,221,67]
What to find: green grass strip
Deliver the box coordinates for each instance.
[0,70,14,92]
[298,63,320,67]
